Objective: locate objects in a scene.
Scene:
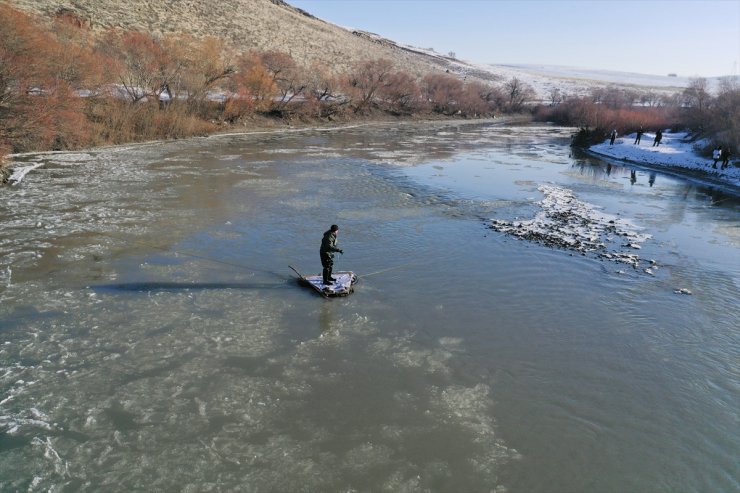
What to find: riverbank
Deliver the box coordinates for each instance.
[588,131,740,189]
[1,114,518,186]
[0,164,10,184]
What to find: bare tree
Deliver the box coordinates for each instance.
[165,35,235,115]
[465,80,501,114]
[709,77,740,153]
[259,51,306,112]
[504,77,535,112]
[602,85,629,109]
[304,61,345,117]
[589,87,604,105]
[639,91,662,107]
[346,58,395,112]
[682,77,710,111]
[548,87,562,106]
[100,31,168,103]
[378,70,420,114]
[421,72,463,114]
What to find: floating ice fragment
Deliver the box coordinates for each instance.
[674,288,692,295]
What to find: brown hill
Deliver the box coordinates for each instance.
[8,0,493,81]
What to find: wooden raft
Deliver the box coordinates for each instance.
[289,265,357,297]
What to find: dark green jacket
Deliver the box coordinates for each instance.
[320,230,341,259]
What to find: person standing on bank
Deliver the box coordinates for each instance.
[720,147,731,169]
[320,224,343,285]
[653,129,663,147]
[712,146,722,168]
[634,127,643,145]
[609,129,617,145]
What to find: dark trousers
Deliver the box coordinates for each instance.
[321,254,334,284]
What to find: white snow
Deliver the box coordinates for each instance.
[486,64,722,90]
[589,131,739,188]
[490,184,654,271]
[7,162,44,185]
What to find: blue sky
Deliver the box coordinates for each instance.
[289,0,740,77]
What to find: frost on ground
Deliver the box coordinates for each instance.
[490,185,654,271]
[590,131,740,188]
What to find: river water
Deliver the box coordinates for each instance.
[1,122,738,492]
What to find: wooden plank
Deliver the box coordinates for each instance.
[289,265,329,298]
[289,265,356,298]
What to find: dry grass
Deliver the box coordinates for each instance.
[85,99,216,144]
[8,0,464,81]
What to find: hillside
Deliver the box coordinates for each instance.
[8,0,479,81]
[9,0,707,100]
[8,0,711,101]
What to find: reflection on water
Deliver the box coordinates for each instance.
[0,123,738,492]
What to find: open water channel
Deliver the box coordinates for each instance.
[1,122,738,492]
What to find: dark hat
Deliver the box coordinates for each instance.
[330,224,339,232]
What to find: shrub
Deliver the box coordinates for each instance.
[534,98,677,146]
[421,72,463,115]
[86,99,214,144]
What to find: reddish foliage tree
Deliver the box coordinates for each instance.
[98,31,173,104]
[346,58,395,112]
[0,4,96,152]
[233,53,278,113]
[378,71,421,114]
[467,81,504,113]
[421,72,463,114]
[223,88,256,122]
[299,62,346,118]
[256,51,305,112]
[166,35,235,114]
[534,97,676,144]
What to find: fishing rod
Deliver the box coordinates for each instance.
[358,261,418,279]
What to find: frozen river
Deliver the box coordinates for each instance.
[1,122,738,492]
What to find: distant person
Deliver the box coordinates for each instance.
[653,129,663,147]
[712,146,722,168]
[320,224,343,286]
[720,147,731,169]
[609,129,617,145]
[634,127,643,145]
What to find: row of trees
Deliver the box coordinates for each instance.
[536,77,739,154]
[2,4,736,162]
[0,4,540,161]
[678,77,740,154]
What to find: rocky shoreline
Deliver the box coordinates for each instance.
[0,163,11,184]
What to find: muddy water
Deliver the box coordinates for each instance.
[1,123,738,492]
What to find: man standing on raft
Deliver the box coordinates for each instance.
[320,224,343,286]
